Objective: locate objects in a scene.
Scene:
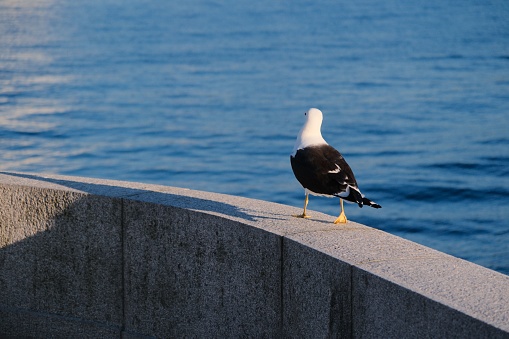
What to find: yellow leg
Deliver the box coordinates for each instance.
[333,199,347,224]
[293,192,311,219]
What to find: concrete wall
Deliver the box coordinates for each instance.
[0,172,508,338]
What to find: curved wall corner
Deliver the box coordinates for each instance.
[0,172,508,338]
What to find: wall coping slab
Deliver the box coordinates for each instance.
[0,171,508,338]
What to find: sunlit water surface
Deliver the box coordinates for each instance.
[1,0,508,274]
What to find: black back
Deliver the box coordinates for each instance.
[290,145,359,196]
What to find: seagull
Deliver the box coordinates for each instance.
[290,108,381,223]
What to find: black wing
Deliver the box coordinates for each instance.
[291,144,359,198]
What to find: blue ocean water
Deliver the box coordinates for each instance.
[1,0,508,275]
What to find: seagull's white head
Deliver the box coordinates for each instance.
[292,108,328,156]
[304,108,323,129]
